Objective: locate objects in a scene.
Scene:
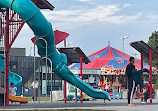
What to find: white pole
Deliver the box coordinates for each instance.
[34,37,48,103]
[33,42,36,103]
[120,36,128,52]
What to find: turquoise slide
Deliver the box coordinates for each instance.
[0,55,22,88]
[0,0,110,100]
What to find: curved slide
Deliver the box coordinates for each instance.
[9,72,22,88]
[0,55,28,103]
[9,72,28,103]
[0,0,110,100]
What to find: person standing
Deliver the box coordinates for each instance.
[9,82,17,96]
[31,79,39,101]
[125,57,136,106]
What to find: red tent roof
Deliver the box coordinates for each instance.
[69,46,149,70]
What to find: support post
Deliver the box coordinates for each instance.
[80,56,83,103]
[5,8,9,106]
[75,87,77,104]
[64,81,67,103]
[149,49,153,104]
[141,53,143,102]
[64,39,67,103]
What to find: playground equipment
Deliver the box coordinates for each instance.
[112,84,122,99]
[8,72,28,103]
[9,94,28,103]
[0,0,110,105]
[0,55,28,104]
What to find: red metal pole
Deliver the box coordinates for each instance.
[5,8,9,106]
[141,53,143,101]
[64,81,66,103]
[80,56,83,103]
[149,49,153,104]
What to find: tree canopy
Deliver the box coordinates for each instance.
[145,31,158,68]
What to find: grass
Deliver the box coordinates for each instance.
[27,96,50,101]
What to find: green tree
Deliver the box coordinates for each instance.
[144,31,158,68]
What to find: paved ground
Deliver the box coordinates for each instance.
[0,99,158,111]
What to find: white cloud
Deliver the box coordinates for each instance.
[123,3,131,8]
[79,0,91,2]
[41,4,141,29]
[147,15,158,21]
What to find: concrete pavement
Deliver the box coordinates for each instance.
[0,99,158,111]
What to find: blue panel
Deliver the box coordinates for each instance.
[106,48,127,68]
[70,47,109,69]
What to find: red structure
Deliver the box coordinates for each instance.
[31,30,69,45]
[149,49,153,103]
[57,47,90,104]
[2,0,54,106]
[140,53,143,102]
[131,41,158,104]
[80,56,83,103]
[5,8,25,106]
[69,46,149,71]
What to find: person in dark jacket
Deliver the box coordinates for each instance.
[125,57,136,106]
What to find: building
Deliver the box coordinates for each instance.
[0,48,62,96]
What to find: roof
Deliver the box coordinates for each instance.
[57,47,90,65]
[31,0,54,10]
[69,46,149,70]
[130,41,158,59]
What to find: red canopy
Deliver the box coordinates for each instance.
[31,30,69,45]
[69,46,149,71]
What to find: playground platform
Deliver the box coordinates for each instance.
[0,99,157,111]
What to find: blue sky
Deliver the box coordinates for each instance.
[13,0,158,58]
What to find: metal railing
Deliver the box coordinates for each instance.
[38,57,53,103]
[33,37,54,103]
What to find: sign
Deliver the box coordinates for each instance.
[70,69,100,75]
[101,67,125,75]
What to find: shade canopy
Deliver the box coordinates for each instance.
[31,0,54,10]
[130,41,158,59]
[31,30,69,45]
[69,46,149,70]
[57,47,90,65]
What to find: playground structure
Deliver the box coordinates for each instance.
[112,84,122,99]
[130,41,158,103]
[0,55,28,104]
[0,0,110,106]
[0,0,156,107]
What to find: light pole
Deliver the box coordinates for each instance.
[66,41,78,103]
[29,46,34,56]
[120,36,128,52]
[66,42,73,47]
[63,40,73,103]
[131,52,138,58]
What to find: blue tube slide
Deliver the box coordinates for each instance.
[0,55,22,88]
